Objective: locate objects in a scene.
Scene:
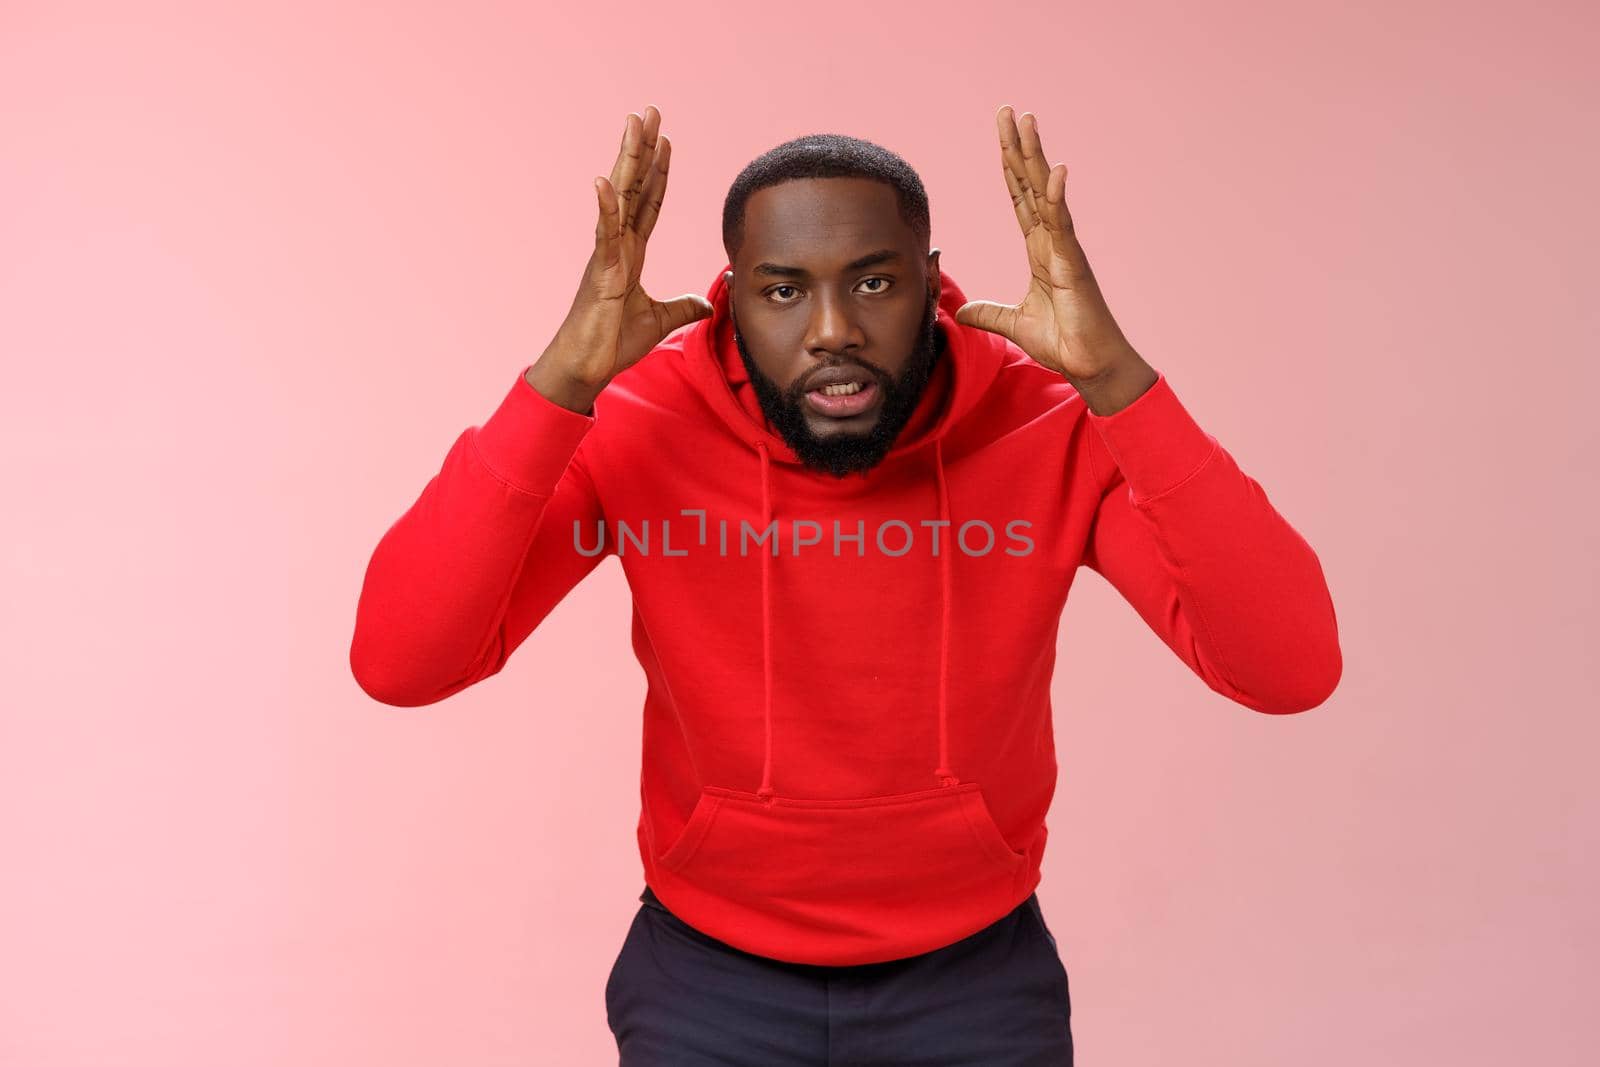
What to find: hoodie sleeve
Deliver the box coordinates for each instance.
[1078,370,1342,714]
[349,365,614,707]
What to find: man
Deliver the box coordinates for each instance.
[350,104,1342,1065]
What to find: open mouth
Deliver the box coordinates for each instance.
[804,380,880,418]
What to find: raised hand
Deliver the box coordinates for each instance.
[956,106,1153,406]
[527,106,712,413]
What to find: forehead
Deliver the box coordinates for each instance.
[741,177,914,269]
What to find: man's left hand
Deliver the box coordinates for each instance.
[956,105,1158,416]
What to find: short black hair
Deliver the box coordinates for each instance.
[721,133,931,263]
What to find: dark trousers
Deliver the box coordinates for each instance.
[605,886,1073,1065]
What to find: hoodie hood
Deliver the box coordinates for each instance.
[680,262,1006,467]
[675,261,1009,801]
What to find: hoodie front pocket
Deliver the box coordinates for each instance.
[655,779,1029,957]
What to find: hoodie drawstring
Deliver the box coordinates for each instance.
[755,441,776,801]
[751,438,958,804]
[931,437,959,788]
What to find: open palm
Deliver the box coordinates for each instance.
[955,106,1137,382]
[556,106,711,388]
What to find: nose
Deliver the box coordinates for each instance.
[804,288,864,357]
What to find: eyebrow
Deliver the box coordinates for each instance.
[752,248,903,278]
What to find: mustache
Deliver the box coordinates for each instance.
[790,359,892,399]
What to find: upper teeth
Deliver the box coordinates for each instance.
[819,382,863,396]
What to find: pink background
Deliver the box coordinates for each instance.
[4,1,1595,1063]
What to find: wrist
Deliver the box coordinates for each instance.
[1067,350,1158,417]
[525,355,605,416]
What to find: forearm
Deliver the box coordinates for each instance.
[350,367,600,706]
[1082,372,1342,712]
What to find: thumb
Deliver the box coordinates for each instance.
[954,300,1017,341]
[656,293,715,335]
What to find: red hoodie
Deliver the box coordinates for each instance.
[350,263,1341,966]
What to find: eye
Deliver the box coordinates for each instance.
[764,277,892,303]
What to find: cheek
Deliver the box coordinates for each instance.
[745,323,806,389]
[876,311,926,367]
[753,355,798,393]
[880,298,925,337]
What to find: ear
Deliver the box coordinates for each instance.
[927,247,942,307]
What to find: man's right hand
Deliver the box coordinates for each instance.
[526,105,713,414]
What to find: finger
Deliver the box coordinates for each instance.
[653,293,714,336]
[607,112,645,228]
[1016,112,1055,221]
[593,176,622,267]
[1043,162,1093,277]
[606,112,637,191]
[997,106,1038,229]
[1001,155,1035,235]
[633,133,671,243]
[953,299,1019,342]
[1049,161,1100,286]
[625,106,662,230]
[616,106,658,232]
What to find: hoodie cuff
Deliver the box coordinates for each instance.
[471,363,596,496]
[1085,368,1219,505]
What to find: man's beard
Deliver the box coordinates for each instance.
[732,291,946,478]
